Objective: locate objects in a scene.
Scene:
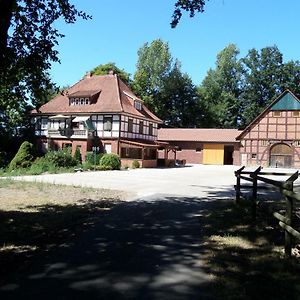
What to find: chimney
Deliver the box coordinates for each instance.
[84,71,92,79]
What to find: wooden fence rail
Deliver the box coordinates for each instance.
[234,166,300,258]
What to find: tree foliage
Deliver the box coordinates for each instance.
[198,44,300,128]
[171,0,207,27]
[90,62,131,86]
[198,44,242,128]
[133,39,202,127]
[0,0,90,135]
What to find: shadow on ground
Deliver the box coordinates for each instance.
[0,187,300,300]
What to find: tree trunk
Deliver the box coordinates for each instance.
[0,0,16,65]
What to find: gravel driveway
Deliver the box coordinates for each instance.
[15,165,240,199]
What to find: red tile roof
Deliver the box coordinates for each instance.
[158,128,241,143]
[32,74,162,123]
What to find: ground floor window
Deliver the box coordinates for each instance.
[144,148,157,160]
[121,147,142,159]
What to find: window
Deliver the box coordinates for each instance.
[139,121,143,134]
[85,98,89,105]
[273,111,281,117]
[75,98,79,105]
[80,98,84,105]
[196,147,202,152]
[293,111,300,117]
[294,141,300,147]
[177,147,182,151]
[261,140,268,146]
[103,116,112,131]
[41,118,48,129]
[149,123,153,136]
[251,153,257,159]
[134,100,142,110]
[128,119,133,133]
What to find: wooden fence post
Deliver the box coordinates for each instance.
[235,166,245,204]
[251,166,262,221]
[283,171,298,258]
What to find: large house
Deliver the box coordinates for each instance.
[32,72,167,167]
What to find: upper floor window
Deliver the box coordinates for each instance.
[149,123,153,136]
[273,111,281,117]
[128,119,133,133]
[293,111,300,117]
[70,97,90,106]
[139,121,143,134]
[103,116,112,131]
[134,100,142,111]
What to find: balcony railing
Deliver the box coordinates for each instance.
[47,128,94,139]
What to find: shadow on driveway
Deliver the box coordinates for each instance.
[1,187,299,300]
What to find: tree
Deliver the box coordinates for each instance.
[133,39,202,127]
[0,0,90,133]
[161,62,200,127]
[90,62,131,86]
[198,44,243,128]
[240,46,285,126]
[133,39,173,114]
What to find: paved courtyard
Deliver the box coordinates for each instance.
[16,164,240,199]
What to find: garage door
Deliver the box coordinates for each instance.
[203,144,224,165]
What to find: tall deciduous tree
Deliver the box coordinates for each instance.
[133,39,202,127]
[133,39,173,113]
[90,62,131,86]
[0,0,90,134]
[198,44,242,128]
[240,46,286,126]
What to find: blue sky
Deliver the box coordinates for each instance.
[51,0,300,88]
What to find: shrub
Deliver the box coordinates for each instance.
[45,150,78,168]
[8,141,35,171]
[28,157,56,175]
[132,160,140,169]
[99,153,121,170]
[74,147,82,164]
[85,151,103,165]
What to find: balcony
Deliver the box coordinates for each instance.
[47,128,94,139]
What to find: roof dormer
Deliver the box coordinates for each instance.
[68,90,101,106]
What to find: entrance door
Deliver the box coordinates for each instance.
[269,143,293,168]
[224,145,234,165]
[203,144,224,165]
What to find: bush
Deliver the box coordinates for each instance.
[45,150,78,168]
[99,153,121,170]
[74,147,82,164]
[28,157,56,175]
[132,160,140,169]
[85,151,103,165]
[8,141,35,171]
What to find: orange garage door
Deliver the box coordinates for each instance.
[203,144,224,165]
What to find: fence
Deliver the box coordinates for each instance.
[235,166,300,258]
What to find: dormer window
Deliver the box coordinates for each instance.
[68,90,100,106]
[134,100,142,110]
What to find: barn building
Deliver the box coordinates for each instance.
[157,128,240,165]
[237,90,300,168]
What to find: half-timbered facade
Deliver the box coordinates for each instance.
[237,90,300,168]
[31,73,163,167]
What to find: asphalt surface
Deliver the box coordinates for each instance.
[14,164,240,198]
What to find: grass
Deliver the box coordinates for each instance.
[0,179,131,285]
[199,197,300,300]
